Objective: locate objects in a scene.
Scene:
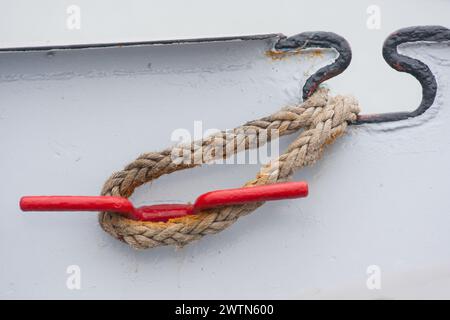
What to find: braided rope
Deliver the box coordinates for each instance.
[99,88,360,249]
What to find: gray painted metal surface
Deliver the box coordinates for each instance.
[0,33,450,299]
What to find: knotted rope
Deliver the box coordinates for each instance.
[99,88,360,249]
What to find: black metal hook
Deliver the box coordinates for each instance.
[274,31,352,101]
[355,25,450,124]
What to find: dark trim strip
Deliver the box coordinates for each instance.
[0,33,280,52]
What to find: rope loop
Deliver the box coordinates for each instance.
[99,88,360,249]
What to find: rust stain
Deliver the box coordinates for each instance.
[311,49,324,58]
[265,48,303,60]
[265,48,324,60]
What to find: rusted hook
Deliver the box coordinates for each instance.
[274,31,352,101]
[355,26,450,124]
